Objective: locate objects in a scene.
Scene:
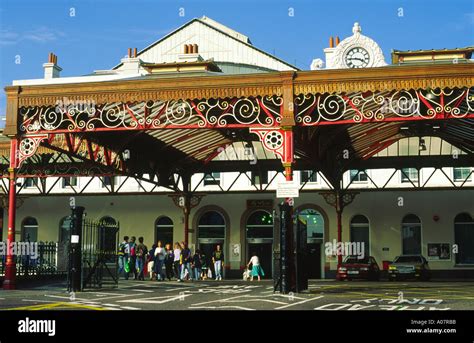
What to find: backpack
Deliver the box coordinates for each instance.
[118,242,126,255]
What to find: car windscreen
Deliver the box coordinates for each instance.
[344,257,370,264]
[395,256,422,263]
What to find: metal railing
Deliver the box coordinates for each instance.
[0,241,63,277]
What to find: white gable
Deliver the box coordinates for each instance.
[115,18,296,72]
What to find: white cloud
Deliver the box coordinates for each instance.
[0,26,65,45]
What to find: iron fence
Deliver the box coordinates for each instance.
[0,241,63,277]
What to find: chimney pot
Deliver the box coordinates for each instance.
[193,44,198,54]
[133,48,137,58]
[329,36,334,48]
[335,36,340,46]
[44,52,61,79]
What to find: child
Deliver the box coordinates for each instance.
[247,253,264,281]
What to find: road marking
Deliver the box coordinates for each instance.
[275,296,324,310]
[189,305,255,311]
[6,301,105,311]
[117,294,192,304]
[190,294,301,307]
[119,306,141,310]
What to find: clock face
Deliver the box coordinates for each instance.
[344,47,370,68]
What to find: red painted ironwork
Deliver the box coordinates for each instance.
[4,139,18,289]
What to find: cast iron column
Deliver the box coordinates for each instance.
[3,139,18,290]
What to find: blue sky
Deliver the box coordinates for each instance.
[0,0,473,126]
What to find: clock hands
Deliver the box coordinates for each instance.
[350,57,366,63]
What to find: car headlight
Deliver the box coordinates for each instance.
[338,267,347,272]
[389,266,397,270]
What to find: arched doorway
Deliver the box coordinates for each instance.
[197,210,226,278]
[350,215,370,257]
[246,210,273,278]
[402,214,422,255]
[298,208,325,279]
[21,217,38,242]
[454,213,474,264]
[155,216,174,246]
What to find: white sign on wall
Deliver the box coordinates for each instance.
[230,243,241,262]
[277,181,299,198]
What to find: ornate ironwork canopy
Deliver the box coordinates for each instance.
[1,63,473,186]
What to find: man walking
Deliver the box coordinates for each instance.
[212,244,224,281]
[118,236,129,279]
[179,242,193,282]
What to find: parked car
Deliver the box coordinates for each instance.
[336,256,380,281]
[388,255,431,281]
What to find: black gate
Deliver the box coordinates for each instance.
[81,217,120,290]
[294,211,308,292]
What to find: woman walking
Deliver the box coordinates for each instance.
[164,243,174,281]
[247,253,264,281]
[172,242,181,281]
[154,241,166,281]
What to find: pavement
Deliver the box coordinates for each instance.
[0,279,473,311]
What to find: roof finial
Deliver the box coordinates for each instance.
[352,22,361,34]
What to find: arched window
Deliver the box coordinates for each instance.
[99,216,117,226]
[198,211,225,238]
[402,214,422,255]
[350,215,370,256]
[246,211,273,239]
[454,213,474,264]
[155,216,174,245]
[298,209,324,240]
[59,216,72,243]
[21,217,38,242]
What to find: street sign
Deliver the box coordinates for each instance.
[277,181,299,198]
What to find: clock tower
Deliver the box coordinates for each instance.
[311,22,387,70]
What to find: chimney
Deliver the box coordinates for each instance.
[335,36,340,46]
[179,43,203,62]
[43,52,62,79]
[120,47,142,74]
[324,36,337,69]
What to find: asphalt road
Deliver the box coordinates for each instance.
[0,279,473,311]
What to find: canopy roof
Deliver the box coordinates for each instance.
[2,62,473,188]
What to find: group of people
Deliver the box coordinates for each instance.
[117,236,225,281]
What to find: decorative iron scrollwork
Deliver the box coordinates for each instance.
[19,95,283,133]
